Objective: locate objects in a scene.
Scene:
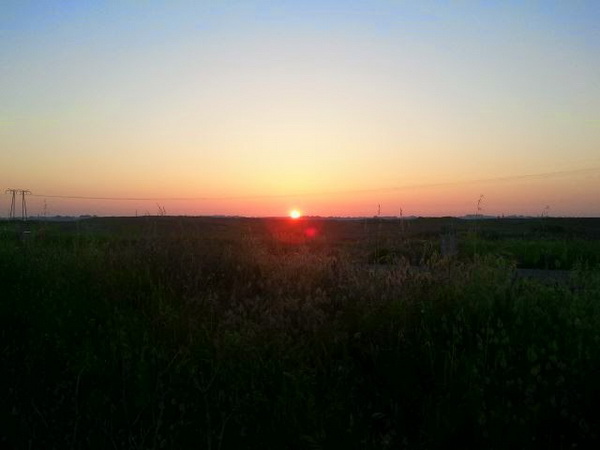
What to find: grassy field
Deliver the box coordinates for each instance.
[2,216,600,449]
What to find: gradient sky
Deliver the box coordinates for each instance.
[2,0,599,217]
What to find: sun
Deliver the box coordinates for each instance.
[289,209,302,219]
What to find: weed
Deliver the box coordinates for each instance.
[1,218,599,448]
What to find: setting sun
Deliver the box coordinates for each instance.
[290,209,302,219]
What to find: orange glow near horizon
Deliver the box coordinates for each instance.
[2,3,599,218]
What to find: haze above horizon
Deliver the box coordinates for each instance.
[2,1,599,217]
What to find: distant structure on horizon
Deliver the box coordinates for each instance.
[4,188,31,221]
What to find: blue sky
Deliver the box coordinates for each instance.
[2,1,599,216]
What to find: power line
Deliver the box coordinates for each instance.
[27,166,600,202]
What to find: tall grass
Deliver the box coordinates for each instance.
[1,221,600,449]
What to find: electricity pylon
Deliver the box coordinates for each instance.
[21,189,31,220]
[5,188,31,220]
[5,189,16,219]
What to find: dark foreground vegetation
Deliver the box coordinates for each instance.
[2,216,600,449]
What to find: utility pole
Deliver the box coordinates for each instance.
[5,188,31,220]
[21,189,31,220]
[5,188,17,219]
